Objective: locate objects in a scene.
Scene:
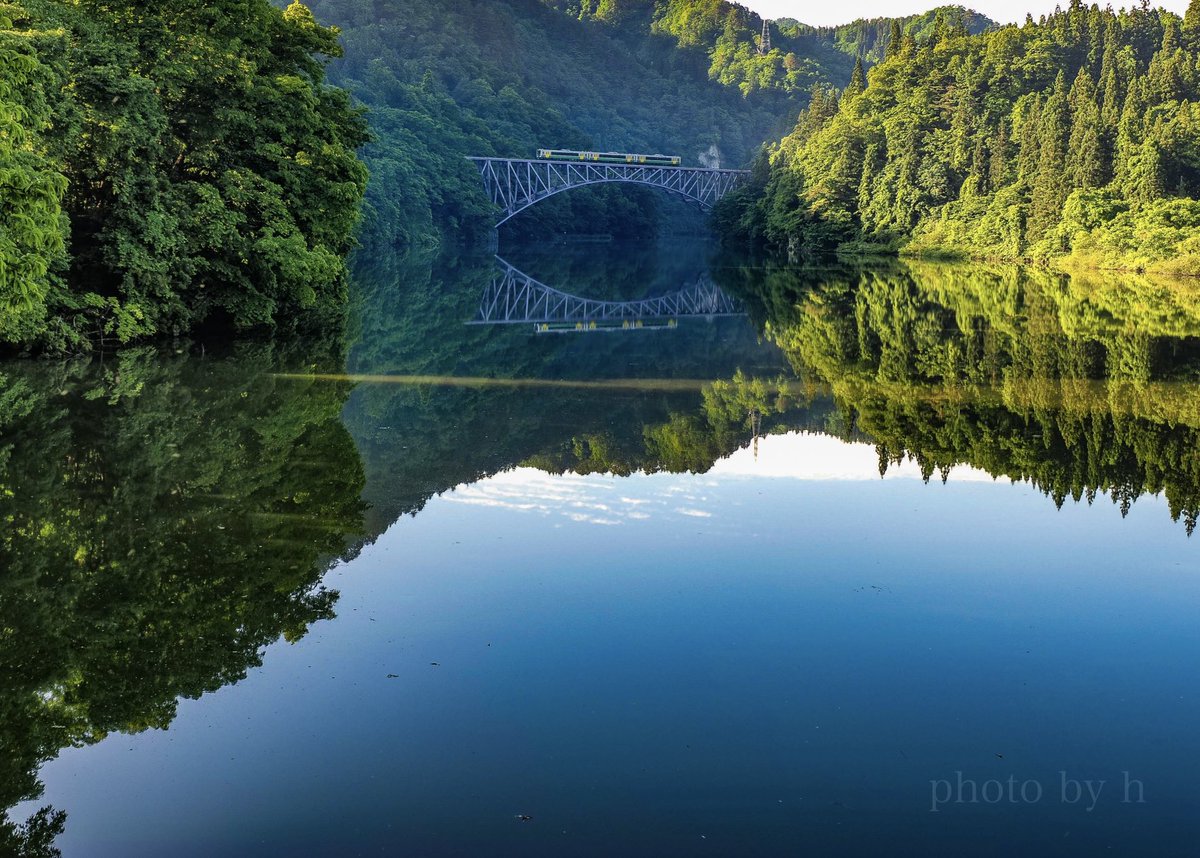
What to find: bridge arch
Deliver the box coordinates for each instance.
[492,177,713,228]
[467,157,749,229]
[471,257,743,329]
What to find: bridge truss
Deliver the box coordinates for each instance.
[471,258,743,332]
[467,157,750,227]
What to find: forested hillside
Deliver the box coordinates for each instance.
[303,0,985,249]
[790,5,994,65]
[0,0,1012,354]
[0,1,368,353]
[717,2,1200,276]
[300,0,830,249]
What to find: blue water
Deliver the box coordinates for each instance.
[4,245,1200,855]
[20,438,1199,856]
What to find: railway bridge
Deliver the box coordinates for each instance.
[467,156,750,228]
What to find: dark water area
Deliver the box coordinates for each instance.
[2,239,1200,856]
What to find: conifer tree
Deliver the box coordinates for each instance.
[966,134,988,197]
[1115,78,1148,191]
[989,121,1011,190]
[1186,0,1200,47]
[884,19,903,59]
[1067,68,1105,189]
[1015,96,1044,195]
[845,56,865,99]
[1130,137,1167,202]
[714,1,1200,271]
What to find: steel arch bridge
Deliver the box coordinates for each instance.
[471,257,743,332]
[467,157,750,228]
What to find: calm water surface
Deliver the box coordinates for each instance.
[2,241,1199,856]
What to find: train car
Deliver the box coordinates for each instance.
[534,319,678,334]
[536,148,682,167]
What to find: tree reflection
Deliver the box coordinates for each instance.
[5,247,1200,854]
[717,259,1200,533]
[342,244,788,535]
[0,344,366,853]
[343,245,1200,537]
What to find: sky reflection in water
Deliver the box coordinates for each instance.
[21,430,1200,857]
[5,242,1200,856]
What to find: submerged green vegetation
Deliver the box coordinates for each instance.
[717,2,1200,276]
[0,0,368,352]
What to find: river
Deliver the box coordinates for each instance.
[2,239,1198,856]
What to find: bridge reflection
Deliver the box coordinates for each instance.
[470,257,744,333]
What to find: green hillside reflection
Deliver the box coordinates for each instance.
[717,259,1200,532]
[3,246,1200,853]
[344,246,1200,536]
[0,345,367,852]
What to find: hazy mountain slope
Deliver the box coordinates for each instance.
[303,0,931,246]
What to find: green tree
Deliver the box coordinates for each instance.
[0,3,68,347]
[0,0,369,352]
[715,3,1200,274]
[1066,68,1106,190]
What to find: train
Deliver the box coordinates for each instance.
[536,148,682,167]
[535,319,679,334]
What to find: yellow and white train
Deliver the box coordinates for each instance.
[536,148,682,167]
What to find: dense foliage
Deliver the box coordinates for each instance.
[0,1,368,352]
[791,5,994,65]
[1,0,1011,351]
[718,2,1200,275]
[303,0,970,248]
[556,2,991,97]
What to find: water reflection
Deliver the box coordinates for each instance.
[0,344,367,852]
[715,259,1200,532]
[340,242,787,536]
[347,243,1200,536]
[472,256,742,332]
[2,241,1200,854]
